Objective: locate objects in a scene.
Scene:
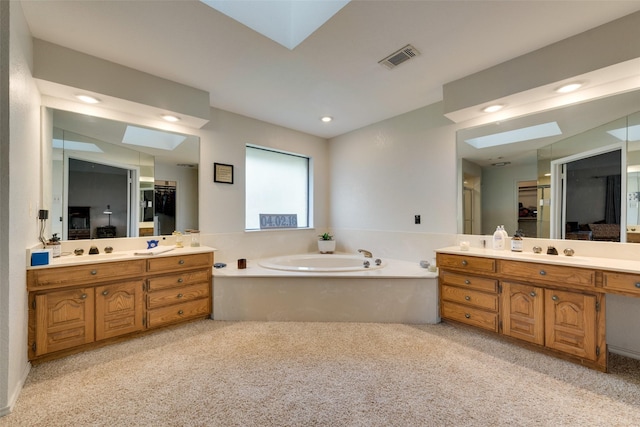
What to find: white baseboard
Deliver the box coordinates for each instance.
[0,362,30,418]
[608,345,640,361]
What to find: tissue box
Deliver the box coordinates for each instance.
[31,249,52,266]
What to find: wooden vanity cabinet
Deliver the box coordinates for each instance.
[602,271,640,297]
[437,253,606,371]
[146,256,212,329]
[544,289,599,361]
[32,287,96,357]
[501,281,544,345]
[440,270,499,332]
[27,251,213,361]
[95,280,145,341]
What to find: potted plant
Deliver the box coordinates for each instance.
[317,232,335,254]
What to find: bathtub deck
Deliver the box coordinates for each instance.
[212,258,440,324]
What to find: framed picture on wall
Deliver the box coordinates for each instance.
[214,163,234,184]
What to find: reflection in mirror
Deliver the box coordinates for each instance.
[50,109,199,240]
[457,89,640,242]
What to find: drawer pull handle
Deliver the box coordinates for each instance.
[178,310,184,315]
[539,270,546,276]
[635,283,640,288]
[80,293,87,299]
[178,278,184,283]
[102,290,109,296]
[461,260,468,266]
[464,296,471,301]
[179,259,185,265]
[529,291,536,297]
[465,313,471,319]
[464,280,470,285]
[91,270,97,275]
[552,295,559,301]
[177,293,183,298]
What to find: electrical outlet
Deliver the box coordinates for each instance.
[414,214,421,224]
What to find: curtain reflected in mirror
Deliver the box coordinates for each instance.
[457,90,640,242]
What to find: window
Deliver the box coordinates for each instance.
[245,145,310,230]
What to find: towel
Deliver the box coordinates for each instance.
[134,246,176,256]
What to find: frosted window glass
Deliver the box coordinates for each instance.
[246,146,309,230]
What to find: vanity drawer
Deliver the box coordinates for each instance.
[147,282,210,309]
[437,254,496,274]
[602,271,640,296]
[146,253,213,273]
[441,301,499,332]
[498,260,595,288]
[440,271,498,293]
[147,298,210,328]
[28,260,146,290]
[441,285,499,311]
[147,269,210,291]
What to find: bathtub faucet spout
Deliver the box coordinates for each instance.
[358,249,373,258]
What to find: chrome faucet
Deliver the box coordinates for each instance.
[358,249,373,258]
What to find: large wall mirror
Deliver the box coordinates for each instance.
[50,108,199,240]
[457,89,640,243]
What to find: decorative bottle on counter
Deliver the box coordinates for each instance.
[511,230,523,252]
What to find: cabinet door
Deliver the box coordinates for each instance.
[95,280,145,341]
[502,282,544,345]
[35,288,95,356]
[545,290,597,360]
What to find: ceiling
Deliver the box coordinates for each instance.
[20,1,640,139]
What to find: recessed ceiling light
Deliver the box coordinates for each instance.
[321,116,333,123]
[76,94,100,104]
[556,82,583,93]
[162,114,181,122]
[482,104,504,113]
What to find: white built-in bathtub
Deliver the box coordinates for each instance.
[212,254,439,324]
[258,253,386,272]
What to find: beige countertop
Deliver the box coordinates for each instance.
[437,246,640,274]
[28,245,216,270]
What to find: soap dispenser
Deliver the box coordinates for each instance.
[492,226,504,250]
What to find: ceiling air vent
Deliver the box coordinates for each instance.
[379,44,420,70]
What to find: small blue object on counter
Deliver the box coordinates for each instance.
[214,262,227,269]
[31,249,52,266]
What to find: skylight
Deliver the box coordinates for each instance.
[465,122,563,149]
[607,124,640,142]
[122,126,187,151]
[200,0,350,50]
[52,139,103,153]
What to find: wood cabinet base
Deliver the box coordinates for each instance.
[29,316,210,365]
[437,252,608,372]
[442,319,608,372]
[27,252,213,362]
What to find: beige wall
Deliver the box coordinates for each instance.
[1,1,41,415]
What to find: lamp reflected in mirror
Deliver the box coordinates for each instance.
[49,108,200,241]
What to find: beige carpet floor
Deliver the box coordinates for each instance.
[2,320,640,426]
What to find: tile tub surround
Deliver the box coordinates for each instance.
[213,257,439,323]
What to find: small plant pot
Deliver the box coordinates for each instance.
[318,240,336,254]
